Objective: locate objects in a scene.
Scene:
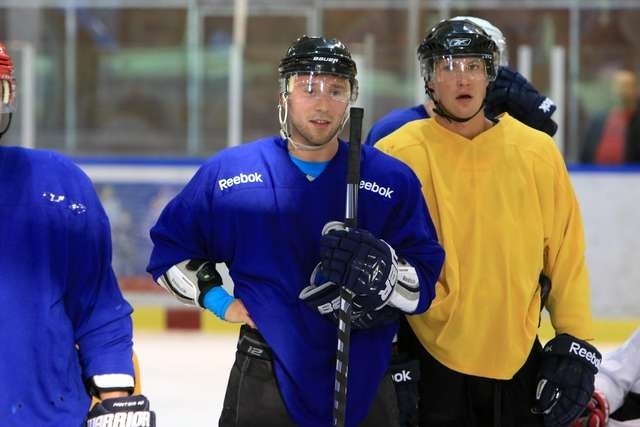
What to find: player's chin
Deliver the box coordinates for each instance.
[309,129,339,145]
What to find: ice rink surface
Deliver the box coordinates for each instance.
[134,331,238,426]
[134,331,621,426]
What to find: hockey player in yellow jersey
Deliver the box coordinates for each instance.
[377,19,601,427]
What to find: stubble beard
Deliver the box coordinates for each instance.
[290,118,342,148]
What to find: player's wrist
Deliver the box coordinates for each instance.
[202,286,234,320]
[88,374,135,398]
[98,390,130,400]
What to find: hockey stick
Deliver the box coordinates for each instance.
[333,106,363,427]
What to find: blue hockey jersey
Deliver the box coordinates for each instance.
[364,104,428,147]
[148,136,444,427]
[0,147,134,427]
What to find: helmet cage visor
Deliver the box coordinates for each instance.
[420,54,497,83]
[280,72,358,104]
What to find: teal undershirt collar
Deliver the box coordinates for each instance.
[289,153,330,180]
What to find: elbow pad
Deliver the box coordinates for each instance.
[157,259,222,307]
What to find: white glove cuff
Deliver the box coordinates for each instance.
[387,259,419,313]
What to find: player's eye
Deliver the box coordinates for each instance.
[467,61,483,72]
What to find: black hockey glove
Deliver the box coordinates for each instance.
[389,352,421,427]
[299,263,401,329]
[533,334,602,427]
[85,394,156,427]
[319,227,398,312]
[486,66,558,136]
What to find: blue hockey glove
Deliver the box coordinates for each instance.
[299,263,401,329]
[319,227,398,312]
[533,334,602,427]
[85,394,156,427]
[486,66,558,136]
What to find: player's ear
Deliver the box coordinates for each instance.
[424,78,434,92]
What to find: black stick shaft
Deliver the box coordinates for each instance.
[333,107,363,427]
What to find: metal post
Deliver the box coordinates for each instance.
[65,3,77,152]
[567,1,581,161]
[187,0,202,155]
[20,43,35,148]
[227,0,247,147]
[550,46,566,153]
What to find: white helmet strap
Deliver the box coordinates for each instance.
[277,88,350,152]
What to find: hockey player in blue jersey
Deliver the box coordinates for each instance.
[0,43,154,427]
[147,35,444,427]
[364,16,558,146]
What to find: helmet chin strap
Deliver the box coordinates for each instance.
[277,94,350,152]
[432,100,484,123]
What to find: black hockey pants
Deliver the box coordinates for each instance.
[415,338,545,427]
[219,325,399,427]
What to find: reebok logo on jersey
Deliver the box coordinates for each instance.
[359,180,394,198]
[569,341,601,369]
[218,172,263,190]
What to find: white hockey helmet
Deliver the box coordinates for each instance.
[451,16,508,65]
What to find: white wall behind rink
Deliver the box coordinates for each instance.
[571,171,640,317]
[81,163,640,318]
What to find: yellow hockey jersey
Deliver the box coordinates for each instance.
[377,114,593,379]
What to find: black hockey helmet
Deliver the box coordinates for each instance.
[417,19,499,82]
[276,36,357,149]
[279,35,357,81]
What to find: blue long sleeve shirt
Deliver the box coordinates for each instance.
[0,147,134,427]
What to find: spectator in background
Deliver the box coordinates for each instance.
[626,81,640,163]
[581,69,640,164]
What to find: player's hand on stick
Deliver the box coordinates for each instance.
[319,223,398,312]
[299,263,401,329]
